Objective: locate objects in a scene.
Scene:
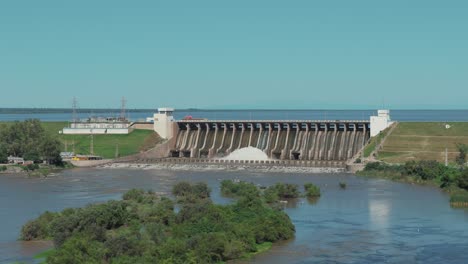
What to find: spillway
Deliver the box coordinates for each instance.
[169,120,370,162]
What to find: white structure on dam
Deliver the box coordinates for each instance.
[153,107,175,139]
[370,110,393,137]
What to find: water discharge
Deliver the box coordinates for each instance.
[222,147,270,161]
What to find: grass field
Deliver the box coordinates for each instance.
[2,122,162,159]
[377,122,468,163]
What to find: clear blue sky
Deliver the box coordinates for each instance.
[1,0,467,109]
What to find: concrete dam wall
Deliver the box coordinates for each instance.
[169,120,370,161]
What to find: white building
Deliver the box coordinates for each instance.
[62,121,131,134]
[153,108,175,139]
[370,110,393,137]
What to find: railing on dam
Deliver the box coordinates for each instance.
[133,158,347,168]
[170,120,370,161]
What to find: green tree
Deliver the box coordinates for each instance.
[0,143,7,163]
[456,143,467,166]
[40,134,62,165]
[47,236,106,264]
[457,168,468,190]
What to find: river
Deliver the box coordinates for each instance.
[1,167,467,264]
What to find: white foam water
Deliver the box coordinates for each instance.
[222,147,270,161]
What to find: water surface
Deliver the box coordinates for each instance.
[0,168,467,263]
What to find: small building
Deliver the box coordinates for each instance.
[71,155,103,161]
[60,152,75,160]
[153,108,175,139]
[370,110,393,137]
[8,156,24,164]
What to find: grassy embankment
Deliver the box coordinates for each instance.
[358,122,468,207]
[376,122,468,164]
[41,122,161,159]
[363,126,389,158]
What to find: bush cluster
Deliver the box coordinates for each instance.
[363,161,468,191]
[22,183,295,264]
[304,183,321,197]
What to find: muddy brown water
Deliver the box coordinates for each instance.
[1,167,468,264]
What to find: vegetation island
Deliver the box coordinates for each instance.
[18,180,326,263]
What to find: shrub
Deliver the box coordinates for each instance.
[220,180,260,198]
[0,165,7,172]
[20,211,58,240]
[339,182,347,189]
[304,183,321,197]
[457,168,468,191]
[24,163,40,171]
[172,182,211,203]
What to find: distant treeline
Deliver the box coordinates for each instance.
[0,108,157,114]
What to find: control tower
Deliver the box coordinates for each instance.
[153,108,175,139]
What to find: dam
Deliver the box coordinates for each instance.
[130,108,393,167]
[170,120,370,162]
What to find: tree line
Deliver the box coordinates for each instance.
[0,119,62,164]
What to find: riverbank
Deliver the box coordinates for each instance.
[356,161,468,207]
[0,163,74,178]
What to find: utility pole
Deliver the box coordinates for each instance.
[445,148,448,166]
[115,141,119,158]
[120,96,127,121]
[90,134,94,155]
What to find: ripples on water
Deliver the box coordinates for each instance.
[0,168,467,264]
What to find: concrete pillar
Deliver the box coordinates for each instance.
[280,123,291,160]
[347,124,357,159]
[179,124,191,157]
[208,123,219,158]
[327,123,338,160]
[248,123,254,147]
[300,124,310,160]
[216,123,227,154]
[226,123,236,155]
[338,123,347,160]
[190,124,201,158]
[265,123,273,152]
[270,124,281,158]
[309,124,319,160]
[256,123,264,149]
[198,123,210,157]
[319,124,329,160]
[237,123,246,150]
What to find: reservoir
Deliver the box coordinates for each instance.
[1,168,467,263]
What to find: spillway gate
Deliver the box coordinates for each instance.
[169,120,370,162]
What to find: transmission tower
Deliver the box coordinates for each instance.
[120,97,127,121]
[72,97,78,123]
